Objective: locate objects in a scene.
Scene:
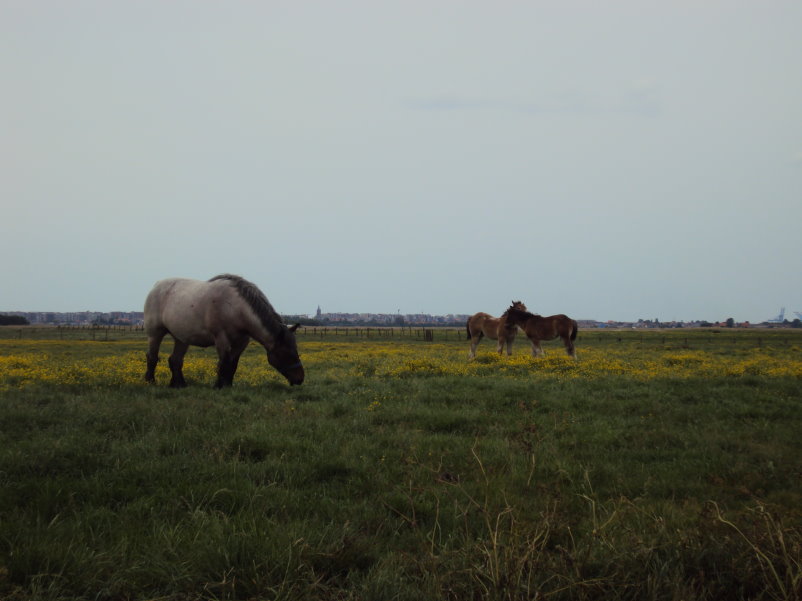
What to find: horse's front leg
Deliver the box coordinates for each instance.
[215,357,235,388]
[496,334,505,355]
[215,337,249,388]
[530,339,545,357]
[505,330,516,356]
[167,339,190,388]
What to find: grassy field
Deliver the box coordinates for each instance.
[1,328,800,600]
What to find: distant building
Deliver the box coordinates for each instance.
[0,311,144,326]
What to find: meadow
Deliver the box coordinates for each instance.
[0,327,800,600]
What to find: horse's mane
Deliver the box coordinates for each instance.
[504,304,541,322]
[209,274,286,334]
[501,301,528,317]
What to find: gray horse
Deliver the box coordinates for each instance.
[144,274,304,388]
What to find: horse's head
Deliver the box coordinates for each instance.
[268,323,305,385]
[505,302,530,325]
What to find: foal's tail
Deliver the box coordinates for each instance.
[466,319,472,340]
[571,320,578,341]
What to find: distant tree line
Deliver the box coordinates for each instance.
[281,315,321,326]
[0,315,30,326]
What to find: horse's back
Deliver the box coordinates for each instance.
[544,314,577,338]
[468,312,491,324]
[144,278,184,333]
[468,311,491,328]
[144,278,235,342]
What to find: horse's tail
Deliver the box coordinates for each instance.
[571,320,578,341]
[466,319,472,339]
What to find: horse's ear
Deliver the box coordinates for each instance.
[288,323,300,333]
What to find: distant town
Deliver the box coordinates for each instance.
[1,308,800,329]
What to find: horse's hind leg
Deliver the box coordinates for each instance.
[564,336,577,359]
[469,332,483,359]
[145,329,166,383]
[168,339,190,388]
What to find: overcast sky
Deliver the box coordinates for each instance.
[2,1,800,322]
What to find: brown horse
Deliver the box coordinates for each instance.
[504,305,578,358]
[466,300,527,358]
[144,274,304,388]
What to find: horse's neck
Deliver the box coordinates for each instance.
[227,293,282,348]
[248,305,285,348]
[250,313,285,348]
[513,311,540,329]
[507,310,528,325]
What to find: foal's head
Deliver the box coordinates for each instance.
[504,302,532,326]
[268,324,305,385]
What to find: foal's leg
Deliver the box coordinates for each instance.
[496,332,505,355]
[168,339,190,388]
[505,330,516,356]
[145,329,166,383]
[469,331,483,359]
[530,339,545,357]
[564,336,577,359]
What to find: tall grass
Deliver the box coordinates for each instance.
[0,330,800,600]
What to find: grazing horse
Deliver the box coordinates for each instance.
[504,305,578,359]
[466,301,527,358]
[144,274,304,388]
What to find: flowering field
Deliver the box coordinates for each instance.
[2,332,801,390]
[1,330,801,600]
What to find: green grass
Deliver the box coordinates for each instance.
[0,330,801,600]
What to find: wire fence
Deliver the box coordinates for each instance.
[2,325,801,349]
[299,326,448,341]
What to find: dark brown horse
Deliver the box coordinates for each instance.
[504,305,578,358]
[144,274,304,388]
[466,300,527,358]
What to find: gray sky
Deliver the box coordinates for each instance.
[2,1,801,322]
